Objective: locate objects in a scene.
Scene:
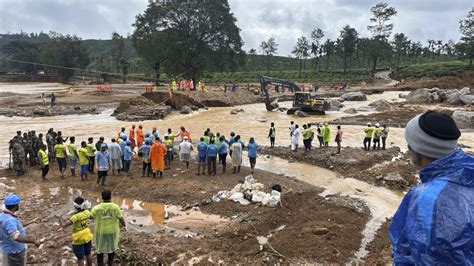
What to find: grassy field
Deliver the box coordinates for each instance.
[393,60,472,80]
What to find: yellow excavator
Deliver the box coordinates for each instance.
[260,76,330,115]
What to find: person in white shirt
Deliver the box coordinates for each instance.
[179,137,193,171]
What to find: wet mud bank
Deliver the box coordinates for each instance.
[0,105,101,117]
[0,160,370,264]
[259,146,417,190]
[364,219,392,265]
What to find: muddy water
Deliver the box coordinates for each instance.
[3,89,472,165]
[250,155,404,261]
[0,83,70,94]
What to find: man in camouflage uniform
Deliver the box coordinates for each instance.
[11,139,26,175]
[30,130,38,165]
[35,133,45,159]
[46,128,57,161]
[21,132,31,166]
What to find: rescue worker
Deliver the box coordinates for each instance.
[0,194,41,266]
[363,123,374,151]
[217,136,228,174]
[178,136,193,171]
[21,133,30,165]
[138,138,152,177]
[206,139,218,176]
[91,191,126,266]
[176,127,192,143]
[231,135,243,173]
[381,124,389,150]
[54,139,68,178]
[316,123,324,148]
[68,136,79,177]
[164,135,173,170]
[373,123,382,150]
[12,139,25,176]
[302,125,312,151]
[29,131,38,165]
[247,137,259,174]
[86,138,96,174]
[390,111,474,264]
[136,125,145,148]
[46,128,56,160]
[149,137,167,178]
[322,122,330,147]
[335,125,343,154]
[129,125,136,149]
[172,79,177,93]
[95,143,111,186]
[38,144,49,181]
[34,133,45,160]
[197,137,208,175]
[95,137,104,153]
[109,139,122,175]
[268,122,276,148]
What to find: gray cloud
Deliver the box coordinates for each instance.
[0,0,471,55]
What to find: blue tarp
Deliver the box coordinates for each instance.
[390,148,474,265]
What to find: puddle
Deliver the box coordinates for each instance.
[248,155,404,261]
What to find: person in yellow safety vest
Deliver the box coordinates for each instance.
[38,144,49,181]
[172,79,177,93]
[373,123,383,150]
[363,122,375,151]
[322,122,330,147]
[197,80,203,92]
[268,122,276,148]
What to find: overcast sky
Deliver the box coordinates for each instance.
[0,0,471,55]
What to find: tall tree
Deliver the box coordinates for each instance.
[367,2,397,74]
[458,8,474,67]
[39,32,89,83]
[2,41,40,74]
[111,32,129,83]
[132,0,244,87]
[260,37,278,72]
[322,39,335,70]
[392,33,410,71]
[292,36,311,76]
[310,27,324,73]
[337,25,358,74]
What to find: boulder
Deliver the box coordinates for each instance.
[190,105,200,111]
[460,94,474,105]
[375,101,392,111]
[368,99,388,107]
[357,106,372,112]
[399,93,407,99]
[339,91,367,101]
[405,88,447,103]
[343,108,358,114]
[453,111,474,129]
[295,110,309,117]
[383,172,406,183]
[180,105,192,114]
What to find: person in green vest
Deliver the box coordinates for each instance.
[54,139,68,178]
[373,123,382,150]
[78,141,90,181]
[316,123,324,148]
[363,122,374,151]
[58,197,93,266]
[68,136,79,177]
[91,190,126,266]
[164,135,174,170]
[203,131,210,144]
[86,138,96,174]
[172,79,177,93]
[322,122,331,147]
[38,144,49,181]
[215,133,221,148]
[302,124,313,151]
[268,122,276,148]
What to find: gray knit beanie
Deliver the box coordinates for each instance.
[405,111,461,159]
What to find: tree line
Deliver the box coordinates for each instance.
[258,4,473,77]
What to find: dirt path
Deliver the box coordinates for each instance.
[0,160,369,264]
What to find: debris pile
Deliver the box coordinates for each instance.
[212,175,281,207]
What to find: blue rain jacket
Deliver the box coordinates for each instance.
[390,148,474,265]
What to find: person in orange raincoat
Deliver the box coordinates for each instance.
[129,125,136,149]
[136,125,145,148]
[149,137,167,178]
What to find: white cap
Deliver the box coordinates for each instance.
[375,123,380,127]
[367,122,372,126]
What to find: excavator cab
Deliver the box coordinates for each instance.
[287,92,330,115]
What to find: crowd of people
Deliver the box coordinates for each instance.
[7,125,262,185]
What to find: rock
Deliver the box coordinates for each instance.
[343,108,358,114]
[339,91,367,101]
[453,111,474,129]
[405,88,447,103]
[190,105,200,111]
[200,198,212,205]
[330,100,344,108]
[357,106,372,112]
[230,108,244,115]
[383,172,406,183]
[180,105,192,114]
[255,117,267,122]
[295,110,309,117]
[375,101,392,111]
[399,93,407,98]
[460,94,474,105]
[312,227,330,235]
[368,99,389,107]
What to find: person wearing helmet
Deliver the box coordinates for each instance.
[373,123,382,150]
[381,124,389,150]
[0,194,41,265]
[95,143,111,186]
[123,140,133,175]
[316,123,324,148]
[138,138,152,177]
[363,123,374,151]
[119,135,128,172]
[38,144,49,181]
[58,197,93,266]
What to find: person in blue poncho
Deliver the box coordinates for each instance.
[390,111,474,265]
